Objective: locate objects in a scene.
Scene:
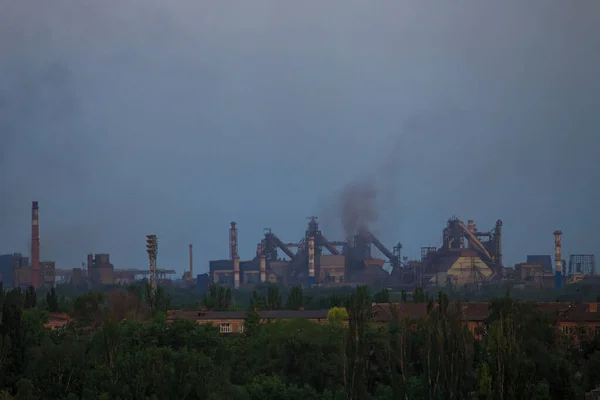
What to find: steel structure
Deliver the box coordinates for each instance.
[568,254,595,275]
[146,234,158,296]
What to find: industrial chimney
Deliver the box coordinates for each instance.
[554,230,563,290]
[308,236,315,287]
[495,220,503,266]
[189,244,193,281]
[229,222,238,260]
[233,256,240,289]
[31,201,40,288]
[256,243,263,258]
[260,254,266,283]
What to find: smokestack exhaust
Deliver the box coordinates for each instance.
[31,201,40,288]
[554,230,563,290]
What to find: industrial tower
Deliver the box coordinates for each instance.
[146,234,158,296]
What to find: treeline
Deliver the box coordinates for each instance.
[2,284,600,398]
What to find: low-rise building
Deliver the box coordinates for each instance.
[167,309,333,334]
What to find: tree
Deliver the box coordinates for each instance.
[373,289,390,304]
[286,286,304,310]
[23,287,36,309]
[1,289,26,386]
[46,288,59,312]
[266,286,281,310]
[202,284,233,311]
[413,287,428,303]
[327,307,349,329]
[344,285,371,400]
[244,307,261,337]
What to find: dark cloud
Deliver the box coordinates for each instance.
[0,1,598,272]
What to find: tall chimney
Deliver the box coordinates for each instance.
[495,220,503,266]
[308,236,315,287]
[87,253,93,278]
[229,222,238,260]
[554,230,563,290]
[260,254,266,282]
[233,256,240,289]
[31,201,40,288]
[189,244,193,280]
[256,243,262,258]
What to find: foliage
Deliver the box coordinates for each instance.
[0,283,598,398]
[203,284,233,310]
[327,307,349,328]
[285,286,304,310]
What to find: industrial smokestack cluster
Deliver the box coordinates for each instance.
[554,230,563,290]
[31,201,40,288]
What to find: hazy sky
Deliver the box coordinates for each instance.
[1,1,599,275]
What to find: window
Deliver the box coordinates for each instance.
[595,326,600,337]
[219,323,232,333]
[562,326,570,335]
[238,324,244,333]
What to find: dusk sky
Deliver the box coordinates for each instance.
[1,1,598,275]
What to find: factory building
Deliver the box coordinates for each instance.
[0,201,57,288]
[209,218,401,289]
[395,218,504,288]
[87,253,115,285]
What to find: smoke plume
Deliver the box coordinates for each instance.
[339,181,378,237]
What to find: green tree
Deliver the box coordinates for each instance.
[327,307,349,329]
[23,287,36,310]
[202,284,232,311]
[45,288,59,312]
[373,289,390,303]
[476,362,492,400]
[286,286,304,310]
[344,285,371,400]
[243,308,261,337]
[400,290,407,303]
[266,286,281,310]
[413,287,428,302]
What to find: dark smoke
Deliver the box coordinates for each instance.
[339,181,378,237]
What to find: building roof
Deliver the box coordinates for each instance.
[45,313,72,329]
[167,309,331,321]
[371,302,490,323]
[370,302,600,324]
[527,255,553,272]
[209,260,234,271]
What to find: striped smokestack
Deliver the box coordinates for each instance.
[554,230,563,290]
[233,256,240,289]
[308,236,315,287]
[31,201,40,288]
[260,255,266,283]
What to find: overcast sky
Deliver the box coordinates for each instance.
[1,1,599,275]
